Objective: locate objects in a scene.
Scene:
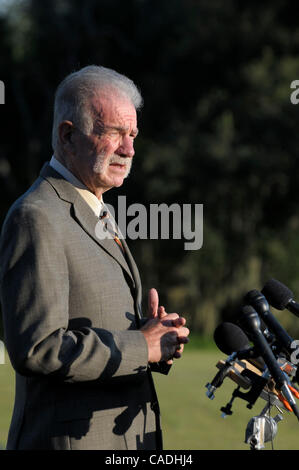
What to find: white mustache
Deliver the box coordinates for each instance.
[109,155,129,165]
[93,153,132,177]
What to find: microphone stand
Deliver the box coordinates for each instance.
[206,354,289,450]
[245,400,283,450]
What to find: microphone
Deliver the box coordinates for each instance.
[206,322,256,399]
[262,279,299,318]
[214,322,265,370]
[214,321,250,355]
[240,305,299,420]
[244,289,294,357]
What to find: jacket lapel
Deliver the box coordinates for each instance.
[72,195,136,284]
[121,237,143,319]
[39,163,136,286]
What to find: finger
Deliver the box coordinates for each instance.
[158,306,167,319]
[173,344,184,358]
[173,350,182,359]
[177,326,190,336]
[172,341,187,359]
[171,316,186,328]
[176,343,184,352]
[161,313,180,325]
[148,288,159,318]
[176,334,190,345]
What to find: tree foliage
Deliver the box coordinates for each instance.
[1,0,299,337]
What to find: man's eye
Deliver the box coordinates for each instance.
[108,130,120,137]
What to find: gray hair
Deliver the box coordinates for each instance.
[51,65,143,152]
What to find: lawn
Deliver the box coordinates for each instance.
[0,350,14,449]
[0,346,298,450]
[154,348,299,450]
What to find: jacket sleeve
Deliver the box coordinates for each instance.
[0,202,149,384]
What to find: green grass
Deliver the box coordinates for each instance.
[0,347,299,450]
[0,350,15,449]
[154,349,299,450]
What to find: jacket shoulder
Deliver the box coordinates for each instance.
[3,174,72,227]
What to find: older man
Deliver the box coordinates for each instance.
[0,65,189,450]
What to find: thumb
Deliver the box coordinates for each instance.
[148,288,159,318]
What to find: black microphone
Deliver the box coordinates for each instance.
[244,289,294,357]
[213,322,265,369]
[206,322,254,399]
[214,322,250,355]
[240,305,299,420]
[262,279,299,318]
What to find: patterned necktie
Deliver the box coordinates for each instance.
[99,209,125,254]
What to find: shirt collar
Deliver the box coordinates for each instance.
[49,155,104,217]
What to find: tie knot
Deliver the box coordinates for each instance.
[98,207,124,254]
[99,210,108,220]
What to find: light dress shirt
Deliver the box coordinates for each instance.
[49,156,123,243]
[49,155,104,217]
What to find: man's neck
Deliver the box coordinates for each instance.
[53,152,108,201]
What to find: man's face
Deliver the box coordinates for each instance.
[62,92,138,197]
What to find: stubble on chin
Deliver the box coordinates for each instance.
[92,151,107,175]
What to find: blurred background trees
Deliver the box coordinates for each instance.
[1,0,299,339]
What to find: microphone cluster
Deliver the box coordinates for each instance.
[205,279,299,449]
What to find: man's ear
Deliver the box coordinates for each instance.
[58,121,75,150]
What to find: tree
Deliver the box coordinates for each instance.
[2,0,299,337]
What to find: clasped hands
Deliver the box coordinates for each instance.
[141,288,190,364]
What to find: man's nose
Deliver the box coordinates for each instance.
[116,135,135,158]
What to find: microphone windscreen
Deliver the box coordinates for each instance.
[213,322,250,355]
[262,279,293,310]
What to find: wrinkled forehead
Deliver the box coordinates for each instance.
[90,91,138,129]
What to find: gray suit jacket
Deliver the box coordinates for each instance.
[0,163,167,450]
